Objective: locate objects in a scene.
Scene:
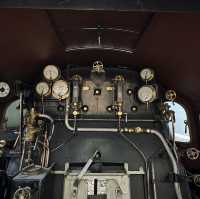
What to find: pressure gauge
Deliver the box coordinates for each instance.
[140,68,154,82]
[138,85,156,103]
[35,82,50,96]
[0,82,10,98]
[52,80,69,100]
[43,65,60,81]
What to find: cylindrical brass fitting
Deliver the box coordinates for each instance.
[121,127,145,134]
[24,108,40,142]
[24,126,40,142]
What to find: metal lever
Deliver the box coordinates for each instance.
[184,120,188,134]
[72,150,100,198]
[73,150,100,189]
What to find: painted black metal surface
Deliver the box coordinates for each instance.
[48,125,190,199]
[0,0,200,11]
[1,65,193,199]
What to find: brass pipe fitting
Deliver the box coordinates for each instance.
[116,103,123,118]
[24,108,40,142]
[24,126,40,142]
[121,127,145,134]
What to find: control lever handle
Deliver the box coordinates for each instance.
[73,150,100,189]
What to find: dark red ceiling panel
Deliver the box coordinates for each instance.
[48,10,152,53]
[134,13,200,108]
[0,9,65,80]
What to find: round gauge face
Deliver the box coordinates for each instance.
[52,80,69,100]
[138,85,156,103]
[43,65,60,81]
[0,82,10,98]
[35,82,50,96]
[140,68,154,82]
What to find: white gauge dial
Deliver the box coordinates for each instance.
[36,82,50,96]
[138,85,156,103]
[43,65,60,81]
[0,82,10,98]
[52,80,69,100]
[140,68,154,82]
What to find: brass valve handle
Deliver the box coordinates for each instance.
[193,175,200,187]
[13,186,31,199]
[92,61,104,72]
[186,147,200,160]
[165,90,177,101]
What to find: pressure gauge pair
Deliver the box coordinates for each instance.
[36,80,69,100]
[137,68,156,104]
[35,65,69,100]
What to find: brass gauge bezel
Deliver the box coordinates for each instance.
[52,80,69,100]
[140,68,155,82]
[43,65,60,81]
[137,85,157,103]
[35,81,51,97]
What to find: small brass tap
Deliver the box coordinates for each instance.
[116,103,123,118]
[72,102,81,117]
[72,110,80,117]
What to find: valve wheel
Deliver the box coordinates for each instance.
[165,90,176,101]
[92,61,104,72]
[13,187,31,199]
[194,175,200,187]
[186,148,199,160]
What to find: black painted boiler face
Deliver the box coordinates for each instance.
[0,64,194,199]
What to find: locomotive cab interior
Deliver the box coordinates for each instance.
[0,3,200,199]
